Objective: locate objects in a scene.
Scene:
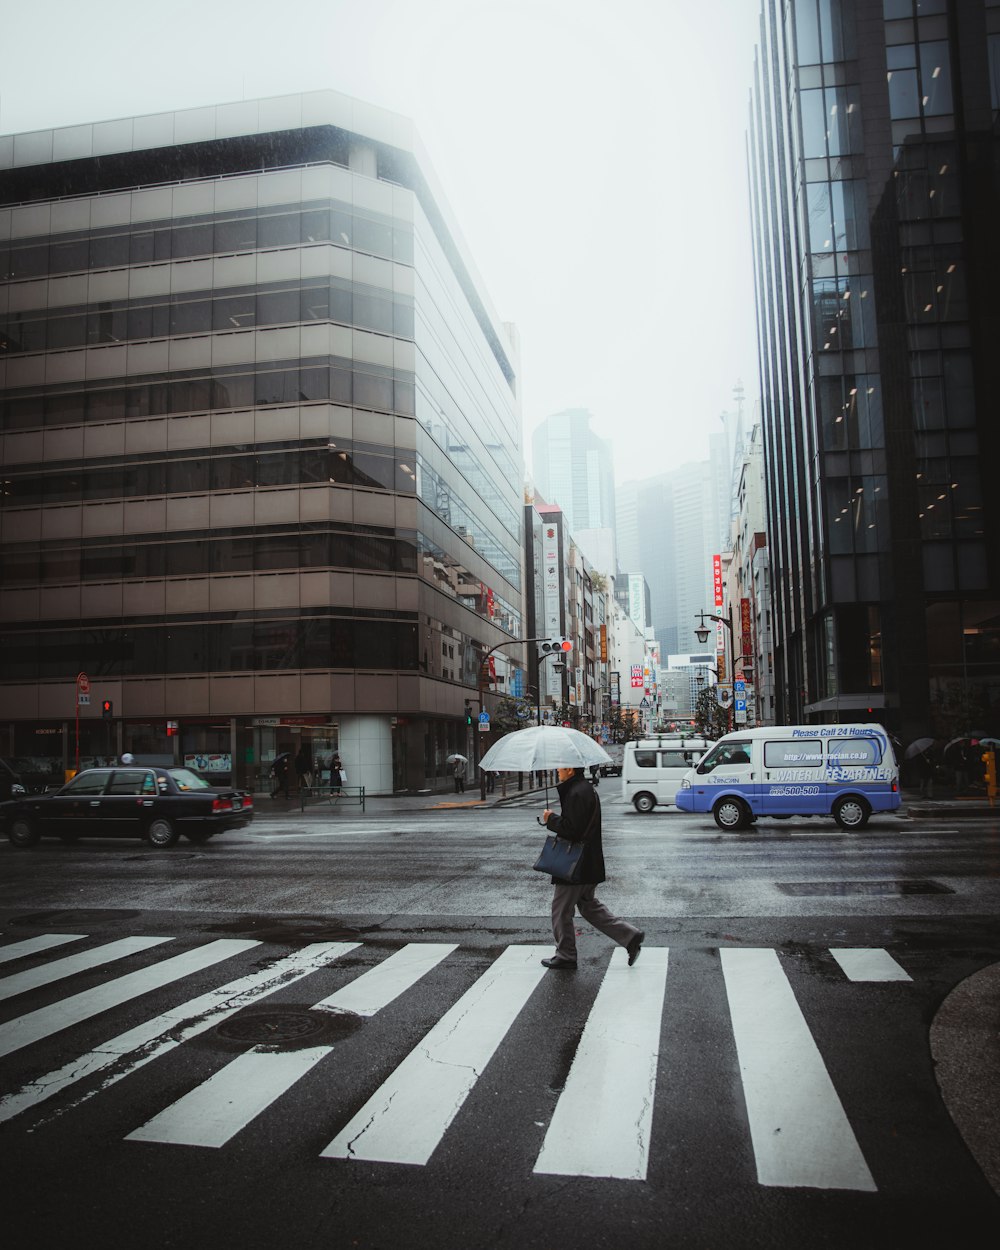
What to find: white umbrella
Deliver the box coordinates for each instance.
[446,753,468,764]
[479,725,611,772]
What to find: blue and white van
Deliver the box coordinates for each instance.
[674,724,900,830]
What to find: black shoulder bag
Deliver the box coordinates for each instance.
[532,796,598,883]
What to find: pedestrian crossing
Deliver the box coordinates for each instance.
[0,930,916,1189]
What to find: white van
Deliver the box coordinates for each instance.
[675,723,901,830]
[621,737,716,813]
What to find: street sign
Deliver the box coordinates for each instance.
[735,699,746,712]
[76,672,90,694]
[734,680,746,695]
[716,685,733,708]
[478,722,490,732]
[77,693,90,706]
[639,696,651,709]
[478,712,490,724]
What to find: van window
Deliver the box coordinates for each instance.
[764,742,823,768]
[697,741,752,773]
[828,738,880,765]
[633,751,657,769]
[660,751,689,767]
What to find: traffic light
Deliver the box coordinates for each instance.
[983,749,997,796]
[102,699,113,720]
[538,637,573,657]
[464,700,472,726]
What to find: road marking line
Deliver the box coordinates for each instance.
[721,947,876,1191]
[0,934,87,964]
[125,943,456,1148]
[0,942,350,1124]
[321,944,550,1165]
[829,948,911,982]
[534,946,669,1180]
[0,936,173,1002]
[0,938,258,1061]
[314,943,457,1017]
[127,1045,333,1148]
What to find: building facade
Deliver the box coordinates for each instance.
[749,0,1000,739]
[0,92,523,793]
[531,408,616,538]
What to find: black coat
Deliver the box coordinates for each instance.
[543,773,606,885]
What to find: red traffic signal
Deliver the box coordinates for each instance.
[102,699,113,719]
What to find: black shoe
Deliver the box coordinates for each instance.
[626,931,645,966]
[541,956,577,970]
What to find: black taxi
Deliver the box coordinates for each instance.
[1,766,253,848]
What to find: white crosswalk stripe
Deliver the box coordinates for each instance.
[0,933,87,964]
[0,934,917,1189]
[126,943,455,1148]
[534,946,669,1180]
[0,938,258,1059]
[721,948,876,1192]
[0,936,173,1002]
[321,945,551,1165]
[0,941,352,1124]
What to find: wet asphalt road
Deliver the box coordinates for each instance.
[2,802,999,1248]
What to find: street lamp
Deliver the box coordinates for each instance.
[695,611,735,728]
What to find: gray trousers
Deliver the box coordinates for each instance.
[551,883,641,961]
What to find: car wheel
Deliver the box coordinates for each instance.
[8,818,39,848]
[145,817,179,847]
[713,797,750,831]
[633,792,656,814]
[833,795,870,830]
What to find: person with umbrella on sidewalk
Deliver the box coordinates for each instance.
[479,725,643,972]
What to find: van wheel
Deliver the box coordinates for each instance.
[633,793,656,814]
[713,797,750,831]
[833,796,870,830]
[145,818,179,847]
[8,818,39,847]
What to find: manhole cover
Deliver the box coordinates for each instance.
[217,1010,328,1045]
[776,879,954,896]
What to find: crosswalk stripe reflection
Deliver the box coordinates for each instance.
[721,948,876,1192]
[126,943,456,1148]
[534,946,669,1181]
[321,945,551,1165]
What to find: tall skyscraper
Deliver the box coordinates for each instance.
[0,92,523,793]
[616,463,723,658]
[531,408,616,538]
[749,0,1000,738]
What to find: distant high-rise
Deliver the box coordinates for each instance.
[749,0,1000,737]
[617,464,723,658]
[531,409,616,538]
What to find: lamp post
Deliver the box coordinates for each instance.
[695,611,735,729]
[476,635,557,799]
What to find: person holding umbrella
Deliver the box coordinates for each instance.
[539,765,644,970]
[269,751,291,799]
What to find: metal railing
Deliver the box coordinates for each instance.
[299,785,365,812]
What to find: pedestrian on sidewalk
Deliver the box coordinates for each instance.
[452,756,466,793]
[539,766,643,971]
[269,752,290,799]
[916,748,936,798]
[294,744,313,794]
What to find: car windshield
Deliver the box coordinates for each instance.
[168,768,213,791]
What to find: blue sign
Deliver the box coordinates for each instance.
[511,669,525,697]
[734,680,746,695]
[478,712,490,724]
[735,699,747,713]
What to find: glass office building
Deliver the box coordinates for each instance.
[0,92,522,792]
[749,0,1000,739]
